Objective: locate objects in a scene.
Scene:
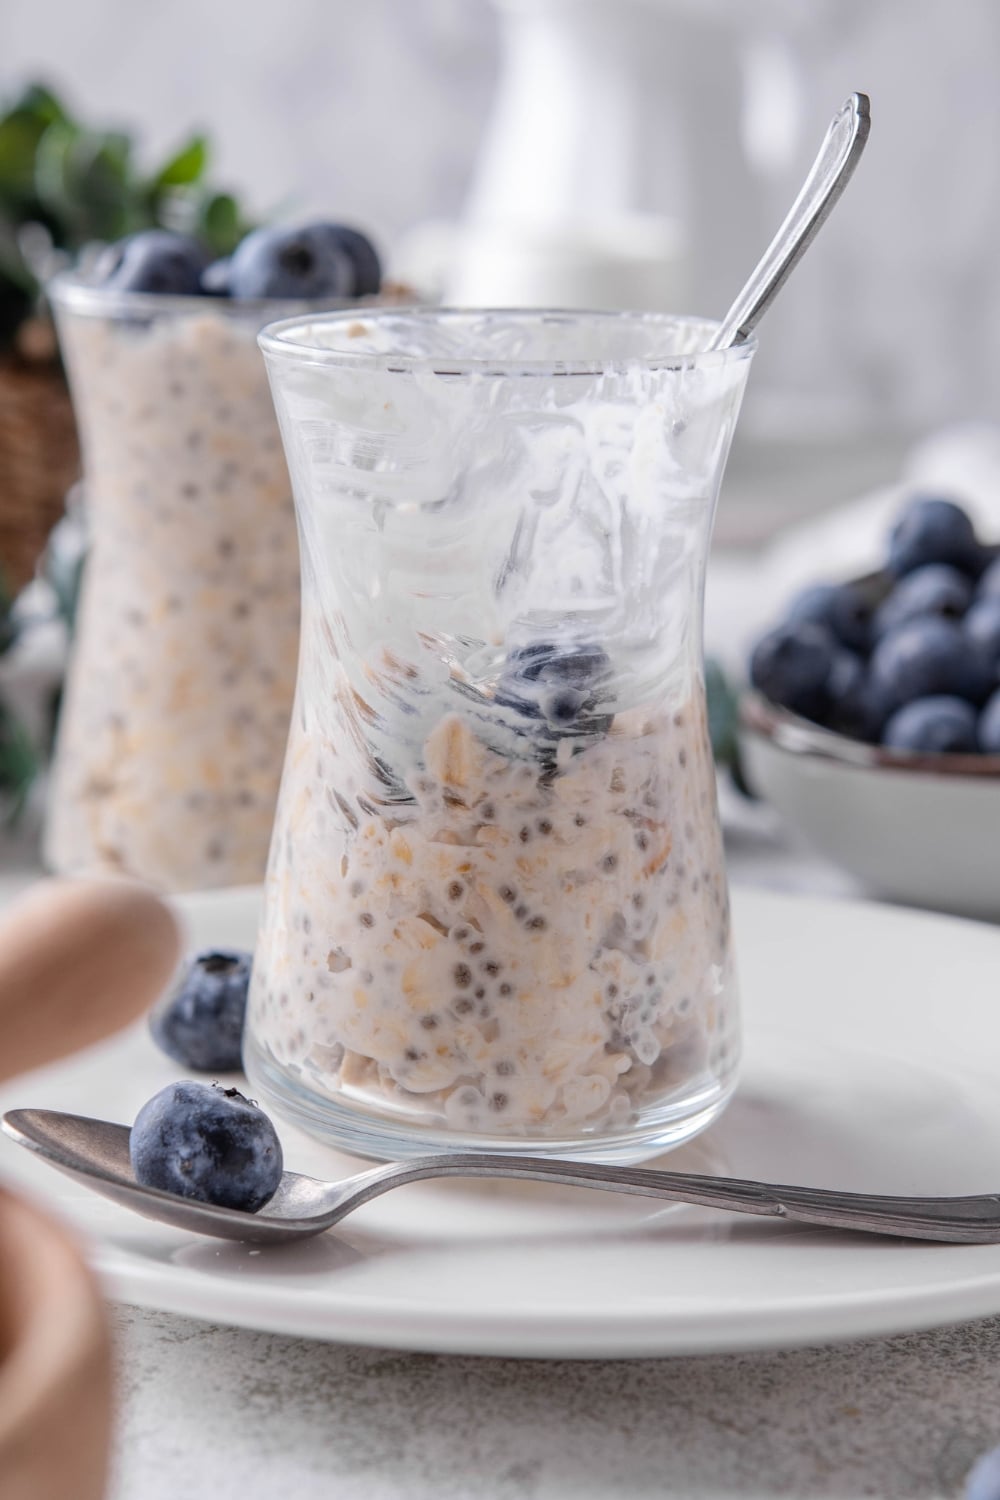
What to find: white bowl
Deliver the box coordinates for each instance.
[739,693,1000,920]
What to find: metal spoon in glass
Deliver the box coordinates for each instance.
[4,1107,1000,1247]
[708,91,870,351]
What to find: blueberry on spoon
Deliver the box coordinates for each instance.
[130,1081,282,1213]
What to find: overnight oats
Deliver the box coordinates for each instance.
[44,222,392,891]
[246,309,755,1161]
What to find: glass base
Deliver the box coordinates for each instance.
[244,1035,740,1165]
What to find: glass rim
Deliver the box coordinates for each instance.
[257,306,757,376]
[46,268,357,321]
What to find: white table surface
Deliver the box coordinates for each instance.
[5,546,1000,1500]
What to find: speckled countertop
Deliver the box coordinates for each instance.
[109,1307,1000,1500]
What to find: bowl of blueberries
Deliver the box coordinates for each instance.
[739,495,1000,919]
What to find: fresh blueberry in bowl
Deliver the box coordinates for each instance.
[227,222,355,299]
[130,1081,283,1213]
[887,495,983,578]
[149,948,252,1071]
[872,563,972,639]
[824,649,884,739]
[497,640,612,734]
[881,695,978,753]
[869,617,993,713]
[976,556,1000,599]
[739,500,1000,917]
[964,595,1000,669]
[748,620,837,721]
[96,230,208,295]
[786,581,873,653]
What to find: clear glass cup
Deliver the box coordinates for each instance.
[246,308,755,1162]
[44,275,304,892]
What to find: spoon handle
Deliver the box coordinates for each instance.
[709,92,871,352]
[356,1155,1000,1244]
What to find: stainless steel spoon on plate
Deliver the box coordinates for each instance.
[4,1107,999,1247]
[708,91,870,351]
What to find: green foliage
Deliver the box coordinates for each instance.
[0,704,38,823]
[0,79,254,347]
[197,191,243,254]
[0,576,34,823]
[153,134,208,189]
[705,656,740,767]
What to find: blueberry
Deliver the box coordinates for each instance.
[786,581,873,654]
[824,650,883,740]
[881,695,977,753]
[129,1081,283,1213]
[872,563,973,640]
[96,230,208,295]
[869,617,993,712]
[308,222,382,297]
[965,596,1000,667]
[200,257,232,296]
[965,1445,1000,1500]
[497,640,612,733]
[227,223,354,299]
[977,556,1000,598]
[149,948,252,1071]
[887,495,982,578]
[749,620,837,720]
[540,686,586,724]
[979,690,1000,753]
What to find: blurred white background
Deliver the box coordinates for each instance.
[7,0,1000,504]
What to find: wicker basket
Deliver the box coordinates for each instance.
[0,333,80,594]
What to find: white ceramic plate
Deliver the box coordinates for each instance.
[2,885,1000,1359]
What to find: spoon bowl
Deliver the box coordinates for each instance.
[5,1106,1000,1247]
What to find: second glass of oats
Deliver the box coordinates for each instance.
[44,275,306,891]
[247,308,755,1162]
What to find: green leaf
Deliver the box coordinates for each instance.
[34,123,133,243]
[198,191,246,255]
[153,133,208,189]
[74,131,132,240]
[31,118,77,221]
[12,81,71,129]
[0,108,50,199]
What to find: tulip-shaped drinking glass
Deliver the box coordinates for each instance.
[247,309,754,1162]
